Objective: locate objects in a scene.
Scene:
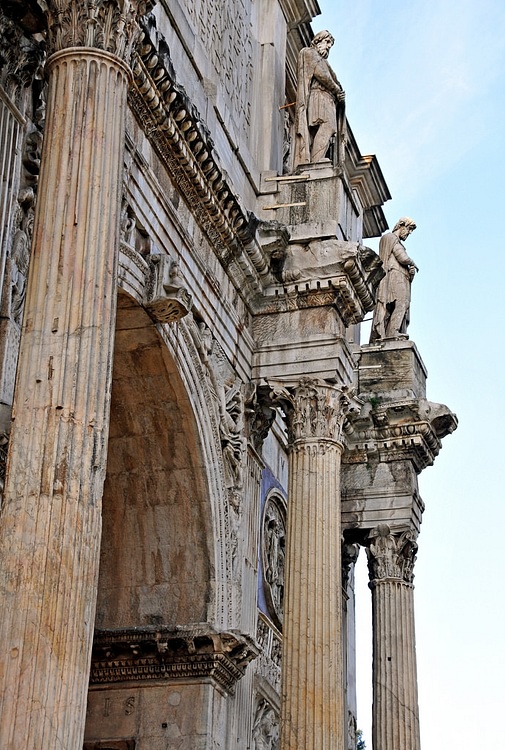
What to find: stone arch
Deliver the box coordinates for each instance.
[95,291,231,630]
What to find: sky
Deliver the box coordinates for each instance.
[317,1,505,748]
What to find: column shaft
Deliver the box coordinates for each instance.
[280,438,344,750]
[371,581,420,750]
[368,525,420,750]
[0,48,128,749]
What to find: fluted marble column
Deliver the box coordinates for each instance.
[0,3,152,748]
[367,524,420,750]
[276,378,351,750]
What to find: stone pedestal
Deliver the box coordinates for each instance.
[277,379,350,750]
[0,38,131,750]
[367,525,420,750]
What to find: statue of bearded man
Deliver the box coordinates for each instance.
[294,30,346,167]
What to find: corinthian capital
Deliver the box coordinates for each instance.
[366,524,418,584]
[272,377,353,444]
[46,0,156,60]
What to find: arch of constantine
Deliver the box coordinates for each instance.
[0,1,456,748]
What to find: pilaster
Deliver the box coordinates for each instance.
[0,3,154,748]
[367,525,420,750]
[275,378,351,750]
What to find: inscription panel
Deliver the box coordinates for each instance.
[183,0,253,134]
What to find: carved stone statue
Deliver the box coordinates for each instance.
[370,217,418,342]
[294,30,345,167]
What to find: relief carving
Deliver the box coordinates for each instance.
[252,699,280,750]
[2,189,35,326]
[366,524,418,585]
[220,382,247,504]
[0,7,45,103]
[262,493,286,630]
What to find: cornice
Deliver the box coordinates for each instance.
[343,400,458,472]
[90,626,258,694]
[254,241,384,326]
[128,19,273,298]
[345,125,391,239]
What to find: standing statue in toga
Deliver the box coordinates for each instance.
[370,217,418,342]
[294,30,346,167]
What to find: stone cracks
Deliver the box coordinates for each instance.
[91,626,258,694]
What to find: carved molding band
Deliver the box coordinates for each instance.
[91,626,258,694]
[271,378,353,445]
[366,524,418,585]
[45,0,155,60]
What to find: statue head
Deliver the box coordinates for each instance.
[311,30,334,59]
[393,217,416,240]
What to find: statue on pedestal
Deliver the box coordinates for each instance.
[294,30,345,167]
[370,217,418,341]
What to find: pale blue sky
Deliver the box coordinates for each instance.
[318,1,505,747]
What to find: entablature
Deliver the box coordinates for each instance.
[90,626,258,695]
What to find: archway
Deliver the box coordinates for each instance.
[95,292,213,629]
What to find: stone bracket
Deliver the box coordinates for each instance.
[144,253,192,323]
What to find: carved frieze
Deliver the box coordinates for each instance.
[261,492,287,630]
[366,524,418,585]
[272,378,354,445]
[90,626,258,694]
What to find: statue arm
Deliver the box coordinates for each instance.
[392,241,418,272]
[312,58,345,100]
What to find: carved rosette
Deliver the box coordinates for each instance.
[45,0,155,60]
[272,377,353,446]
[367,524,418,585]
